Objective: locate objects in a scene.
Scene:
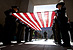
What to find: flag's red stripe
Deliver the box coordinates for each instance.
[37,12,44,28]
[16,13,38,30]
[30,13,41,28]
[12,11,55,30]
[50,11,55,27]
[23,13,40,30]
[12,13,36,30]
[44,11,49,27]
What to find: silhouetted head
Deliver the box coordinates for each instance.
[11,6,19,12]
[56,2,65,9]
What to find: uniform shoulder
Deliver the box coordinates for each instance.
[4,9,12,14]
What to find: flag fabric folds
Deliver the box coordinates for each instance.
[12,11,55,30]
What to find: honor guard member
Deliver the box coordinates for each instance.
[3,6,19,45]
[55,2,71,48]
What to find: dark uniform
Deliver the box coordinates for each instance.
[34,31,37,40]
[52,18,61,44]
[25,26,30,42]
[56,2,71,47]
[17,21,24,43]
[3,6,18,45]
[29,28,33,41]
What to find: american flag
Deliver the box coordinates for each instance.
[12,11,55,30]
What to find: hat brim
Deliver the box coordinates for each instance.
[11,6,18,9]
[56,2,65,8]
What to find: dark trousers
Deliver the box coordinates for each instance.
[17,24,23,43]
[3,22,16,45]
[57,31,61,44]
[29,30,33,41]
[52,28,57,42]
[25,32,29,42]
[52,23,61,44]
[60,25,70,45]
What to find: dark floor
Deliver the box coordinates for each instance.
[0,39,73,50]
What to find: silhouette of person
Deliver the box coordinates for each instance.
[34,31,37,40]
[29,28,33,42]
[17,21,24,43]
[52,18,61,44]
[55,2,71,47]
[44,31,47,41]
[3,6,19,45]
[25,25,30,42]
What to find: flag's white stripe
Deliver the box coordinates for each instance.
[20,13,39,30]
[44,11,49,27]
[27,13,41,30]
[34,12,43,27]
[14,14,35,30]
[41,12,46,27]
[48,11,52,27]
[13,13,36,30]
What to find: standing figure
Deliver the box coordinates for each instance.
[44,31,47,41]
[29,28,33,42]
[25,25,30,42]
[34,31,37,40]
[52,18,61,44]
[17,21,24,43]
[55,2,71,47]
[4,6,19,45]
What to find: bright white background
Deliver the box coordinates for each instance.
[33,4,57,12]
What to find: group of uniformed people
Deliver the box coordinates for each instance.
[0,6,34,45]
[52,2,73,48]
[0,2,73,49]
